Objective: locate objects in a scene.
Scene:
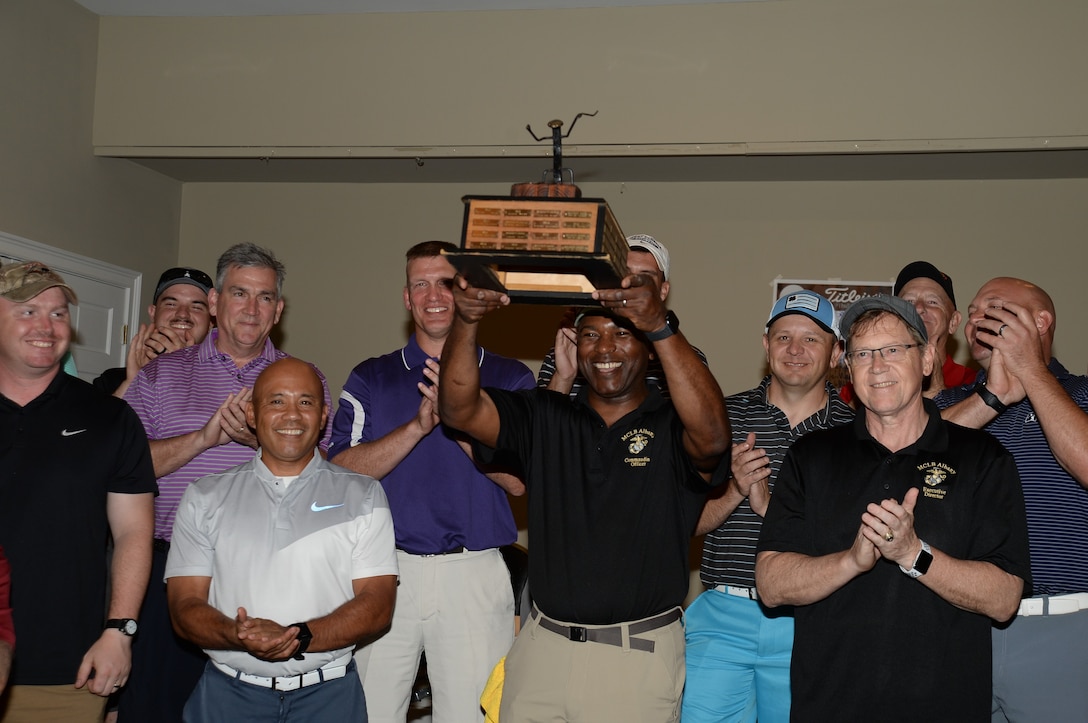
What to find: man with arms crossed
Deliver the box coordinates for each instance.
[756,294,1030,722]
[936,277,1088,721]
[329,240,534,722]
[684,290,853,723]
[123,243,332,722]
[166,358,397,722]
[439,272,729,722]
[0,262,155,721]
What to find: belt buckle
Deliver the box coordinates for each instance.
[568,625,587,643]
[273,674,302,691]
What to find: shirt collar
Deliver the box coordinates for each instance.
[0,367,67,409]
[197,328,279,366]
[253,448,322,485]
[400,333,483,370]
[757,375,842,424]
[852,397,948,454]
[573,382,667,414]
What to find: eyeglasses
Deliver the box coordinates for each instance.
[844,343,920,366]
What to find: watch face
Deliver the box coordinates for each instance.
[122,619,138,635]
[915,549,934,576]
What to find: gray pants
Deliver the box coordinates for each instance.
[992,606,1088,722]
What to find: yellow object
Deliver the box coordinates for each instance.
[480,656,505,723]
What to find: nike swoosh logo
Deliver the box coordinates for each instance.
[310,502,345,512]
[61,429,87,437]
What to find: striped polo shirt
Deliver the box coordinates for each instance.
[700,377,854,589]
[125,329,332,541]
[935,358,1088,595]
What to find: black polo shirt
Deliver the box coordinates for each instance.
[758,400,1031,722]
[0,372,156,685]
[477,386,710,625]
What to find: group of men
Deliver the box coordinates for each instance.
[0,234,1085,722]
[684,261,1085,722]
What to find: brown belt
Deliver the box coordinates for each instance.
[530,606,682,653]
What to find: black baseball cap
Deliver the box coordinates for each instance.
[894,261,956,308]
[153,267,213,303]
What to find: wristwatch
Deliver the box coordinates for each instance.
[104,618,139,636]
[975,382,1008,415]
[291,621,313,660]
[645,311,680,342]
[899,540,933,579]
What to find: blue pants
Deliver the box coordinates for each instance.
[183,660,367,723]
[682,589,793,723]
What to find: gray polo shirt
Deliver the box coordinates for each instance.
[166,450,398,677]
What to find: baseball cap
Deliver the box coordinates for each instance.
[893,261,956,307]
[153,267,213,303]
[0,261,77,304]
[839,294,929,344]
[766,290,838,338]
[626,234,670,281]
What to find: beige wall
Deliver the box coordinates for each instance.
[179,177,1088,402]
[0,0,181,299]
[94,0,1088,155]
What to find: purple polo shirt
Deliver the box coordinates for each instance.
[125,329,332,541]
[329,334,535,554]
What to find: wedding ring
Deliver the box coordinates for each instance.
[622,298,627,307]
[998,324,1008,337]
[884,530,894,542]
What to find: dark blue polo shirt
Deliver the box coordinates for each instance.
[329,334,534,554]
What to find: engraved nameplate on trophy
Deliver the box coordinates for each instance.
[445,195,628,305]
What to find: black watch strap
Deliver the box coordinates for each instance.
[291,621,313,660]
[104,618,138,636]
[645,311,679,342]
[976,382,1008,415]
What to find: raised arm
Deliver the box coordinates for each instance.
[437,278,509,448]
[942,300,1088,488]
[696,433,772,534]
[143,389,254,477]
[330,384,441,480]
[595,275,729,472]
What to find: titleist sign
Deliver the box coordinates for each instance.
[773,279,895,315]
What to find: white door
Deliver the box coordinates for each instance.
[1,231,142,383]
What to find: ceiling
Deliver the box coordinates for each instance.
[73,0,734,17]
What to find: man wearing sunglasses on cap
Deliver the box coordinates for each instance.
[93,267,214,398]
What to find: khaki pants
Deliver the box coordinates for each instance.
[0,684,106,723]
[499,607,685,723]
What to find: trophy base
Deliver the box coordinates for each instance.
[443,250,625,305]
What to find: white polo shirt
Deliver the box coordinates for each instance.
[166,450,398,677]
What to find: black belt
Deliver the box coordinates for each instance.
[530,606,682,653]
[397,545,467,557]
[153,538,170,553]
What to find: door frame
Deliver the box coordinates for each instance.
[0,229,142,373]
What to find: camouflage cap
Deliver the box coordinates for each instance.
[0,261,78,304]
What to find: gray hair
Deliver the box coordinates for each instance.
[215,243,286,297]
